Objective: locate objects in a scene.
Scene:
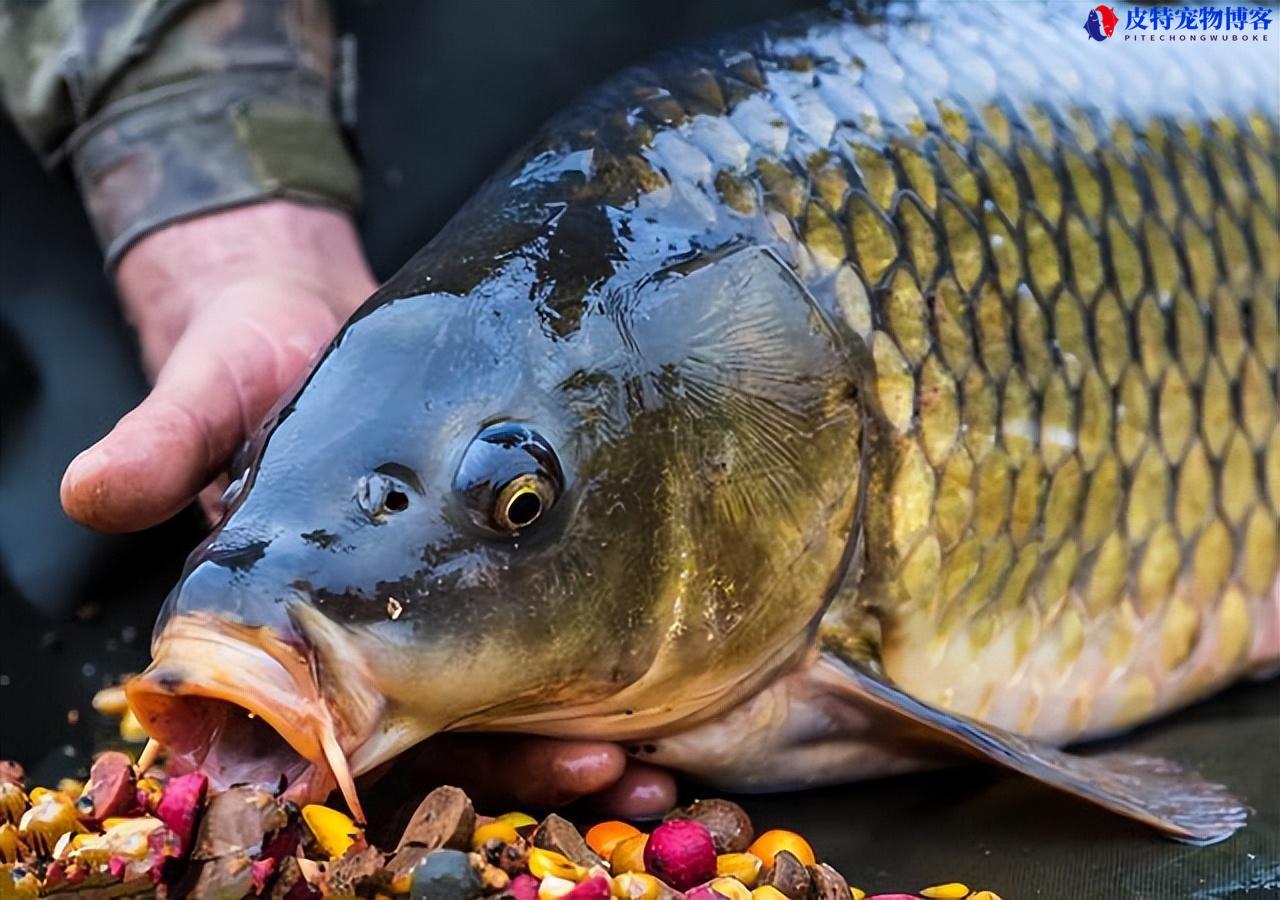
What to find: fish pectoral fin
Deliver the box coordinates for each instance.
[814,651,1247,845]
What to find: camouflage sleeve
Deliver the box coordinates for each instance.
[0,0,361,268]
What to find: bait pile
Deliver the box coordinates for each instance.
[0,757,1003,899]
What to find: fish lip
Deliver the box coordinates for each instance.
[125,612,380,812]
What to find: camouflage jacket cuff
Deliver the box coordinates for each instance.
[66,68,362,269]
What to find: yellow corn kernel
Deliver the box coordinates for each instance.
[302,804,361,859]
[389,873,413,895]
[752,887,790,900]
[0,783,28,825]
[539,875,579,899]
[52,830,77,859]
[98,817,167,861]
[91,685,129,717]
[119,709,148,743]
[0,823,22,863]
[747,831,816,868]
[850,889,866,900]
[612,872,661,900]
[496,811,539,830]
[969,893,1003,900]
[921,884,970,899]
[586,820,642,858]
[56,779,84,799]
[473,820,521,848]
[18,790,81,855]
[710,877,753,900]
[529,847,586,882]
[715,853,763,887]
[610,834,649,875]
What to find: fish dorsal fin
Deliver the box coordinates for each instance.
[815,642,1247,845]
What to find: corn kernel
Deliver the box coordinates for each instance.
[586,820,642,858]
[921,884,970,899]
[52,831,75,859]
[539,875,579,899]
[850,889,866,900]
[18,791,81,855]
[119,710,148,743]
[473,820,521,848]
[529,847,586,881]
[0,823,22,863]
[612,872,661,900]
[752,887,790,900]
[711,877,753,900]
[747,831,815,868]
[0,783,28,825]
[609,833,649,875]
[301,804,361,859]
[91,686,129,717]
[968,893,1003,900]
[715,853,762,886]
[497,811,539,830]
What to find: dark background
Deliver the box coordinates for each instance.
[0,1,1276,896]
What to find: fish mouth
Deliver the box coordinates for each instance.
[125,613,380,821]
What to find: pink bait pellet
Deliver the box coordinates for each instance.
[153,772,207,852]
[644,819,718,891]
[563,874,612,900]
[510,873,541,900]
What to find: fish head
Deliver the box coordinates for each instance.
[126,243,864,809]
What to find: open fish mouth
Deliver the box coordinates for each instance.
[124,614,376,821]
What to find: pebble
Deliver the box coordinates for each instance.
[411,848,485,900]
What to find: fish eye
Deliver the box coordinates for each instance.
[494,474,552,530]
[456,423,564,535]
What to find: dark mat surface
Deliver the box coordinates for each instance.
[1,2,1277,897]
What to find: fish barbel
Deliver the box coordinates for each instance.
[127,0,1278,845]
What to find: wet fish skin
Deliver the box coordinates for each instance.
[128,0,1279,837]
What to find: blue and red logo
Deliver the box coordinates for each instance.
[1084,4,1120,40]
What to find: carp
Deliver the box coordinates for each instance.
[126,0,1279,845]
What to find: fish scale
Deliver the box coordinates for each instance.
[569,1,1280,742]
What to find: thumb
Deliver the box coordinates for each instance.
[61,295,342,532]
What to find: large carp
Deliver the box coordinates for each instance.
[126,0,1279,845]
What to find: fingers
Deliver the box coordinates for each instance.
[64,202,378,533]
[61,292,341,531]
[393,735,628,810]
[380,734,679,817]
[589,761,678,820]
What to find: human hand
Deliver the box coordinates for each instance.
[62,200,676,816]
[61,201,378,532]
[389,734,676,819]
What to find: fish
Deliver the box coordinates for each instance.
[125,0,1280,845]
